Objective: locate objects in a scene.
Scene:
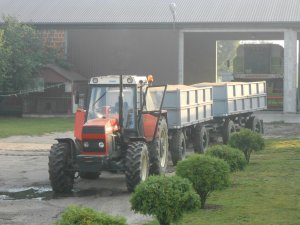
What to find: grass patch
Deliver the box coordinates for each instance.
[144,139,300,225]
[0,117,74,138]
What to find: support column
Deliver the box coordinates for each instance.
[284,29,298,113]
[298,33,300,112]
[178,31,184,84]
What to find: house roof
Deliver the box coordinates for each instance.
[0,0,300,25]
[44,64,87,81]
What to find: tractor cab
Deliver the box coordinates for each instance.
[87,85,136,128]
[81,75,154,142]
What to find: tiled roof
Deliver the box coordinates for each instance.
[45,64,87,81]
[0,0,300,24]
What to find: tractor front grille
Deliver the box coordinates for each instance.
[82,140,106,153]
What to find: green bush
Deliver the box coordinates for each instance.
[55,205,128,225]
[206,145,247,172]
[176,154,230,209]
[229,128,265,163]
[130,175,199,225]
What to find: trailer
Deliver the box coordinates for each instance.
[149,85,213,165]
[193,81,267,144]
[153,81,267,166]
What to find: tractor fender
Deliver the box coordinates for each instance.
[55,138,79,160]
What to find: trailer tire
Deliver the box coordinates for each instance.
[193,125,209,153]
[125,141,149,192]
[79,172,100,180]
[246,116,263,133]
[48,143,75,193]
[148,117,169,175]
[170,130,186,166]
[222,119,235,144]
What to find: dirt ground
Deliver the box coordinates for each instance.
[0,123,299,225]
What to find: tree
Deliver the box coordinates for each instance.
[55,205,128,225]
[217,40,239,79]
[0,29,11,89]
[228,128,265,163]
[130,175,199,225]
[176,154,230,209]
[0,16,55,92]
[206,144,247,172]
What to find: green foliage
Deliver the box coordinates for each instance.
[0,16,58,92]
[144,139,300,225]
[229,128,265,163]
[217,40,239,75]
[130,175,199,225]
[0,30,11,81]
[0,117,74,138]
[176,155,230,209]
[206,145,247,172]
[55,205,128,225]
[0,16,44,91]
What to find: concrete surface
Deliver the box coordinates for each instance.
[254,111,300,123]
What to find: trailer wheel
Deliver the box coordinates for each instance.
[246,116,263,133]
[125,141,149,192]
[222,119,235,144]
[48,143,75,193]
[193,125,209,153]
[148,117,169,175]
[79,172,100,180]
[170,130,186,166]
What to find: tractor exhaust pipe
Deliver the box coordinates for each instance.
[119,75,124,132]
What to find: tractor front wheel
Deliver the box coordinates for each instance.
[48,143,75,193]
[125,141,149,192]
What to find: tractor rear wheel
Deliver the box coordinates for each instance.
[170,129,186,166]
[148,117,169,175]
[192,124,209,153]
[48,143,75,193]
[79,172,100,180]
[125,141,149,192]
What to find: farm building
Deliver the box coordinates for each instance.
[0,0,299,113]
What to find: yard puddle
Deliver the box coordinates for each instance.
[0,186,126,200]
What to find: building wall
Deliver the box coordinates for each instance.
[67,29,179,85]
[36,29,66,56]
[184,33,217,84]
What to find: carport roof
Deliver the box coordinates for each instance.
[0,0,300,25]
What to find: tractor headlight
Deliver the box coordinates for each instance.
[83,142,89,148]
[98,141,105,148]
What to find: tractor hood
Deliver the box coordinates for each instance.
[84,117,119,134]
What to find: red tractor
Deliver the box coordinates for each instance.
[48,75,168,192]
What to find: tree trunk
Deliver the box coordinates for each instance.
[200,192,208,209]
[158,218,170,225]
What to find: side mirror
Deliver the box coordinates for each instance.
[75,91,79,104]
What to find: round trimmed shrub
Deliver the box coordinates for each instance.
[130,175,199,225]
[55,205,128,225]
[206,145,247,172]
[176,154,230,209]
[229,128,265,163]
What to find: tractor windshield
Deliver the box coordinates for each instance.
[87,86,136,128]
